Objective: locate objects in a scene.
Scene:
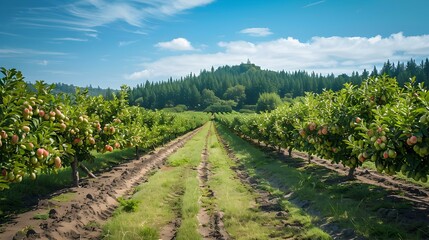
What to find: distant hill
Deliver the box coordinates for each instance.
[129,58,429,110]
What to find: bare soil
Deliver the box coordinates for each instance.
[197,123,229,240]
[0,127,201,240]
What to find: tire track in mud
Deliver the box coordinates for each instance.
[0,127,202,240]
[197,123,229,240]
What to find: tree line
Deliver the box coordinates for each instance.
[128,58,429,111]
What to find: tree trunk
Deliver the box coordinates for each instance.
[348,167,356,179]
[79,164,97,178]
[135,146,139,159]
[71,156,79,187]
[308,154,311,164]
[288,148,293,157]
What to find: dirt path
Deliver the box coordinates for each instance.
[197,123,229,240]
[0,127,201,240]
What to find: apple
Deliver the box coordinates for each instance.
[409,136,418,145]
[355,117,361,123]
[105,144,113,152]
[30,172,37,180]
[0,130,7,139]
[36,148,44,158]
[22,126,30,133]
[59,123,67,132]
[73,138,81,145]
[39,110,45,117]
[54,157,62,168]
[383,151,389,159]
[109,126,116,134]
[388,149,397,158]
[11,134,19,144]
[89,137,96,145]
[49,111,56,117]
[26,142,34,150]
[114,142,120,149]
[42,149,49,158]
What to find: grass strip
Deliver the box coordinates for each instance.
[102,123,209,240]
[216,123,429,240]
[208,124,328,239]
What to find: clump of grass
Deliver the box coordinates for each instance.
[118,197,139,213]
[33,212,49,220]
[51,192,76,202]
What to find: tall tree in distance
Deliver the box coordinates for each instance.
[223,84,246,109]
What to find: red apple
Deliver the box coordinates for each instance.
[355,117,361,123]
[39,110,45,117]
[11,134,19,144]
[383,151,389,159]
[409,136,418,145]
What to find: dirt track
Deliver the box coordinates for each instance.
[0,127,201,240]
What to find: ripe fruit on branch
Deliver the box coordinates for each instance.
[408,136,418,145]
[11,134,19,144]
[105,144,113,152]
[355,117,362,123]
[54,157,62,168]
[22,126,30,133]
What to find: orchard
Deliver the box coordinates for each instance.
[0,68,208,189]
[216,75,429,182]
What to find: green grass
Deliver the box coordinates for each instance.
[216,123,429,240]
[0,148,137,223]
[51,192,77,202]
[103,123,209,240]
[210,124,329,240]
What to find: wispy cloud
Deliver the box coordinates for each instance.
[126,33,429,81]
[155,38,196,51]
[240,28,273,37]
[38,60,49,66]
[53,37,88,42]
[0,31,19,37]
[304,0,326,8]
[0,48,67,57]
[19,0,215,33]
[119,40,138,47]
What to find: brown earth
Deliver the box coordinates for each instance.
[0,127,201,240]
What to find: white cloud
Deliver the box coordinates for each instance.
[125,33,429,81]
[155,38,195,51]
[38,60,49,66]
[21,0,215,31]
[119,40,138,47]
[54,37,88,42]
[0,48,67,57]
[303,0,326,8]
[239,28,273,37]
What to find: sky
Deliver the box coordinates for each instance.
[1,0,429,89]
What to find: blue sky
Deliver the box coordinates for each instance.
[1,0,429,89]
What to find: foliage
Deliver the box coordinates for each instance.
[118,197,139,212]
[256,92,282,113]
[0,68,209,189]
[129,58,429,110]
[215,75,429,181]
